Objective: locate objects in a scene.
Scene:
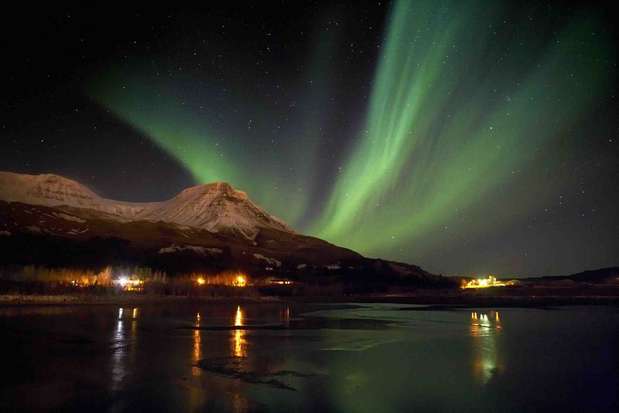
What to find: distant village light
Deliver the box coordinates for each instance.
[269,278,293,286]
[462,275,516,289]
[113,276,144,291]
[196,277,206,286]
[233,274,248,287]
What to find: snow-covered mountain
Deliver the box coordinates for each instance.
[0,171,292,239]
[0,171,444,285]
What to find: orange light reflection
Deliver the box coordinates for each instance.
[232,306,247,357]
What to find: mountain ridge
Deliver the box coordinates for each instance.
[0,171,292,240]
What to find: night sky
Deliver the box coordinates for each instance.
[1,1,617,276]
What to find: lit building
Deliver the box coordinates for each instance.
[268,278,294,286]
[113,276,144,292]
[461,275,516,289]
[232,274,248,287]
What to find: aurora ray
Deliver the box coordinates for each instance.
[314,0,614,268]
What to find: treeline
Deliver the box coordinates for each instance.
[0,265,260,297]
[0,265,165,286]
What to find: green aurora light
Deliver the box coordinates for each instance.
[89,0,615,274]
[314,0,614,261]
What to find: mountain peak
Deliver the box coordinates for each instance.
[178,181,248,200]
[0,171,99,207]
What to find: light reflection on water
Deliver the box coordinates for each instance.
[111,308,125,392]
[232,305,247,358]
[282,305,291,327]
[470,310,502,384]
[231,305,250,413]
[111,307,139,392]
[192,312,202,377]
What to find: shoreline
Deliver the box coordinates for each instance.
[0,294,284,307]
[1,292,618,307]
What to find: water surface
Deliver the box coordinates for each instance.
[0,303,617,412]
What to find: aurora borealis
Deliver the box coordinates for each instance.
[1,1,617,276]
[315,0,615,263]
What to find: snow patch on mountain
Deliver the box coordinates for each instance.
[158,244,223,255]
[53,212,86,223]
[253,253,282,268]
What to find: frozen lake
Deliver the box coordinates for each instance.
[0,302,617,412]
